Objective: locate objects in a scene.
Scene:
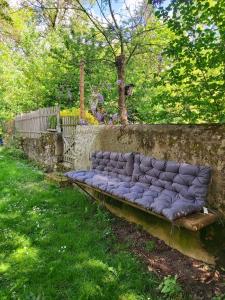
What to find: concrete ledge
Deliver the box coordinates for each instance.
[45,173,72,187]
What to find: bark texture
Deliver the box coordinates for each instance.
[116,55,128,124]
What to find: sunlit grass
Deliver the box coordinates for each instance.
[0,147,160,300]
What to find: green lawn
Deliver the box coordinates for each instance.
[0,148,161,300]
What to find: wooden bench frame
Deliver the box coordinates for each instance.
[74,181,219,232]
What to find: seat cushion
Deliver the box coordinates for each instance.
[65,170,131,192]
[85,172,126,191]
[162,200,204,221]
[65,170,95,183]
[132,154,211,220]
[65,151,134,189]
[109,181,149,201]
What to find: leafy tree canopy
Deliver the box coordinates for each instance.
[0,0,224,124]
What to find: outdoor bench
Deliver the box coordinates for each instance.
[65,151,218,231]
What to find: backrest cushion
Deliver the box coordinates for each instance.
[91,151,134,177]
[132,154,211,202]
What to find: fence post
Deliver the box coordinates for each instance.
[56,106,61,133]
[38,108,42,137]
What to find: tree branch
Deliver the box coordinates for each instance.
[75,0,117,58]
[126,44,138,64]
[108,0,124,54]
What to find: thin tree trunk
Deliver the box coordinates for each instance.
[79,59,85,119]
[115,54,128,124]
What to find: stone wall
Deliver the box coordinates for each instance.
[21,131,63,171]
[18,125,225,214]
[72,125,225,214]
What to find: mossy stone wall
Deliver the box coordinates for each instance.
[72,125,225,215]
[21,132,63,171]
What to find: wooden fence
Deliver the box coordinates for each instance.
[15,106,60,138]
[61,116,79,166]
[14,108,81,167]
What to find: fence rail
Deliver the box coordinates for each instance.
[15,106,60,138]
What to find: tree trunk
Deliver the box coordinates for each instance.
[79,60,85,119]
[115,54,128,124]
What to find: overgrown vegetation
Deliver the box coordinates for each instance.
[0,0,224,124]
[158,275,182,299]
[0,147,168,299]
[145,240,156,252]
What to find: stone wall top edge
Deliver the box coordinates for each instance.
[76,124,225,128]
[75,124,225,131]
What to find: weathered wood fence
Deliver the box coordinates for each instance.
[15,106,60,138]
[61,116,79,166]
[14,108,81,167]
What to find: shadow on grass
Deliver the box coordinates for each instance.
[0,148,160,300]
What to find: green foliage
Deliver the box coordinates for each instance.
[145,240,156,252]
[158,275,183,299]
[48,115,57,129]
[0,147,161,299]
[4,145,27,160]
[0,1,224,124]
[0,1,172,123]
[155,0,225,123]
[0,0,11,22]
[212,295,225,300]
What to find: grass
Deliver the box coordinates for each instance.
[0,147,161,300]
[145,241,156,253]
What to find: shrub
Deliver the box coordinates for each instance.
[60,108,98,125]
[48,115,57,129]
[158,275,183,299]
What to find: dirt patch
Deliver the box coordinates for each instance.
[111,217,225,300]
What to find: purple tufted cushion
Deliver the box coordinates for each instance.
[91,151,134,178]
[65,151,134,195]
[65,170,95,183]
[65,152,211,221]
[132,154,211,220]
